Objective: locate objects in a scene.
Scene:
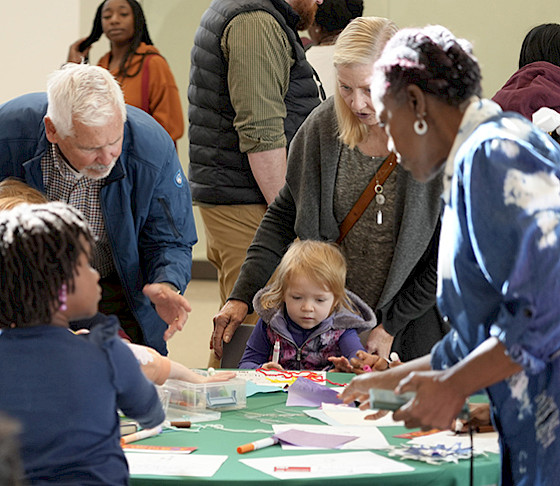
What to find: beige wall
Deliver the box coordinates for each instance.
[367,0,560,98]
[2,0,560,263]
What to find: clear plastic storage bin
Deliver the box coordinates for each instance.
[161,374,246,413]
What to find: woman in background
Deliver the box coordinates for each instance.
[306,0,364,97]
[493,23,560,142]
[68,0,184,142]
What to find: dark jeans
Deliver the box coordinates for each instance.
[99,273,145,344]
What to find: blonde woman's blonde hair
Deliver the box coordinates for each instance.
[333,16,398,148]
[260,239,356,314]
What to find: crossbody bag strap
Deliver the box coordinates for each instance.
[336,152,397,244]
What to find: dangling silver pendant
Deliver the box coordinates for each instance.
[377,210,383,225]
[374,184,385,205]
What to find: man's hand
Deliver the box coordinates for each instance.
[211,300,249,359]
[365,324,394,358]
[143,283,191,341]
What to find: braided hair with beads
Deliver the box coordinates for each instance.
[0,202,95,328]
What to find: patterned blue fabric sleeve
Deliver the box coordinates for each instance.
[431,329,465,370]
[467,136,560,373]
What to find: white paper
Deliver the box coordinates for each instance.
[235,369,326,387]
[126,453,228,477]
[319,403,405,427]
[240,450,414,479]
[304,408,342,426]
[273,423,389,450]
[408,430,500,454]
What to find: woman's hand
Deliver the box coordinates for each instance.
[339,354,431,410]
[393,369,469,430]
[365,324,394,358]
[338,369,401,409]
[211,300,249,359]
[67,37,91,63]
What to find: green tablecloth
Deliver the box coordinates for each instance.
[130,372,500,485]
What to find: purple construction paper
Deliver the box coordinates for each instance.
[275,429,358,449]
[286,376,342,407]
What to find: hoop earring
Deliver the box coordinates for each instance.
[59,283,67,312]
[414,118,428,135]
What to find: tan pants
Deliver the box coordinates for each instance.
[200,204,266,367]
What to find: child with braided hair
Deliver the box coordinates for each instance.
[0,178,235,386]
[0,202,164,484]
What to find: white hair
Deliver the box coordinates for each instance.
[46,63,127,138]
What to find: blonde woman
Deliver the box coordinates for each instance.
[213,17,447,364]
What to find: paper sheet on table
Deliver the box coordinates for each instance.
[286,376,341,407]
[409,430,500,454]
[240,450,414,479]
[126,453,227,477]
[273,423,389,450]
[318,403,405,427]
[235,369,326,387]
[245,381,285,397]
[276,429,358,449]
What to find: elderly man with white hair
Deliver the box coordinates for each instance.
[0,63,196,355]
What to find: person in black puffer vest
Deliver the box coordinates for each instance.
[188,0,322,367]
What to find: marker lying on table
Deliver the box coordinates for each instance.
[169,421,191,428]
[121,425,162,445]
[274,466,311,472]
[237,436,279,454]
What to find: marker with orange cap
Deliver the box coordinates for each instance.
[120,425,162,445]
[237,436,278,454]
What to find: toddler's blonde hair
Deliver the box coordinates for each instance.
[260,239,356,314]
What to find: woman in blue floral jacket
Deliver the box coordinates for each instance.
[342,25,560,485]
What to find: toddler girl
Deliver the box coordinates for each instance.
[239,239,376,370]
[0,203,164,484]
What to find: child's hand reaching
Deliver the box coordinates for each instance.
[328,356,354,373]
[262,362,285,371]
[328,351,402,374]
[350,350,402,373]
[203,371,237,383]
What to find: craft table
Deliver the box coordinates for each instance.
[130,372,500,485]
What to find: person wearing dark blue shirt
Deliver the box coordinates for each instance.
[0,203,163,485]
